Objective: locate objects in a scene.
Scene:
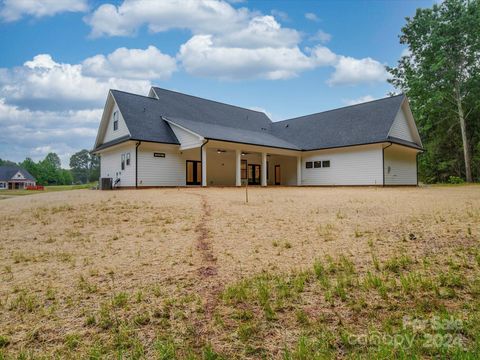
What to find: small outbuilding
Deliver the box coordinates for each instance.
[0,166,36,190]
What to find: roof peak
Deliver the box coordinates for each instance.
[276,93,405,123]
[151,86,269,117]
[110,89,158,101]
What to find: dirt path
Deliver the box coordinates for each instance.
[188,191,223,340]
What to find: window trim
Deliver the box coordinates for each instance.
[241,159,247,179]
[126,153,131,166]
[121,153,125,170]
[113,111,119,131]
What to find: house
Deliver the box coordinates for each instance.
[0,166,36,190]
[92,87,423,187]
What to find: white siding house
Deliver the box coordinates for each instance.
[93,88,423,188]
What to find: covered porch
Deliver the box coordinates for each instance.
[194,140,302,187]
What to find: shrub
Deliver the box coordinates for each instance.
[447,176,464,184]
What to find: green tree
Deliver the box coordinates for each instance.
[40,153,62,185]
[20,153,72,186]
[21,158,40,181]
[58,169,73,185]
[0,158,17,166]
[388,0,480,182]
[69,149,99,184]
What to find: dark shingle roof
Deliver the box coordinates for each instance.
[151,87,272,132]
[0,166,35,181]
[164,117,300,150]
[110,90,179,145]
[271,94,406,150]
[96,88,420,152]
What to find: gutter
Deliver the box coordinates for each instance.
[382,142,393,186]
[135,141,141,188]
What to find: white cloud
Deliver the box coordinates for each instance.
[0,46,176,165]
[214,15,300,49]
[86,0,251,38]
[343,95,376,106]
[178,35,338,80]
[0,98,101,166]
[0,48,176,110]
[305,12,319,22]
[85,0,388,84]
[248,106,272,120]
[309,46,337,66]
[270,9,289,22]
[310,30,332,44]
[0,0,88,22]
[328,56,389,86]
[82,46,177,80]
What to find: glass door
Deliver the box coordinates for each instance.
[186,160,201,185]
[248,164,261,185]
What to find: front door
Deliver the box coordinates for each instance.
[186,160,201,185]
[248,164,261,185]
[275,165,281,185]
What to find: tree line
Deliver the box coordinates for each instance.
[388,0,479,183]
[0,150,99,186]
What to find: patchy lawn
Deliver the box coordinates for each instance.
[0,183,95,200]
[0,186,479,359]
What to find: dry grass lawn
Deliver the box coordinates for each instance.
[0,186,479,359]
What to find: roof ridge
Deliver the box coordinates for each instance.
[152,86,270,118]
[110,89,158,101]
[275,94,405,124]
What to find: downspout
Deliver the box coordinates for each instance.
[135,141,141,188]
[382,142,393,186]
[200,139,209,185]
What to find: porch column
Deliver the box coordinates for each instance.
[297,155,302,186]
[202,145,207,187]
[261,152,267,187]
[235,149,241,187]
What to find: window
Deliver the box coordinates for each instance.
[241,160,247,179]
[126,153,131,166]
[121,154,125,170]
[113,111,119,131]
[305,161,313,169]
[322,160,330,168]
[314,161,322,168]
[0,182,5,189]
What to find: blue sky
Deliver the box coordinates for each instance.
[0,0,434,166]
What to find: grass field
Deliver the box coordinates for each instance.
[0,186,479,359]
[0,184,95,200]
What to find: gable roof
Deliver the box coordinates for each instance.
[151,87,271,132]
[164,117,300,150]
[110,90,179,145]
[0,166,35,181]
[271,94,410,151]
[93,88,423,153]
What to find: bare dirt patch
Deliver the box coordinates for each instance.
[0,186,479,358]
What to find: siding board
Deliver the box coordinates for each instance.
[100,143,136,187]
[389,107,415,143]
[167,122,203,149]
[302,144,383,185]
[137,144,200,186]
[384,145,417,185]
[103,103,130,143]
